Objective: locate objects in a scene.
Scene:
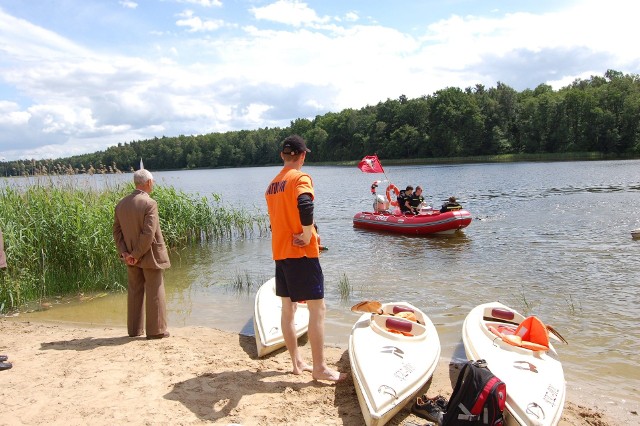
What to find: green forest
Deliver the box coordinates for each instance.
[1,69,639,176]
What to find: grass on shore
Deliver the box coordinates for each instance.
[0,177,268,314]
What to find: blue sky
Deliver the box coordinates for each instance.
[0,0,638,161]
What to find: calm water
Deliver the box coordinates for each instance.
[16,160,640,416]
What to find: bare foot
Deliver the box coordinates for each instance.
[312,368,347,382]
[292,362,313,375]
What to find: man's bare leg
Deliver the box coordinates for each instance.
[306,299,346,382]
[281,297,312,375]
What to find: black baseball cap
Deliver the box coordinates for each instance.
[282,135,311,155]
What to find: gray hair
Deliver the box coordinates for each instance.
[133,169,153,186]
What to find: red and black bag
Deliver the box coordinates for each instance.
[441,360,507,426]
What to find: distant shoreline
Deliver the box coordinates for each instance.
[2,152,639,178]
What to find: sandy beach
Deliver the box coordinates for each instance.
[0,319,630,425]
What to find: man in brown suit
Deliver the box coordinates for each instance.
[113,169,171,339]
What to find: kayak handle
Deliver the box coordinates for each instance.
[377,384,397,399]
[526,402,545,419]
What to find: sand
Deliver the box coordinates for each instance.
[0,320,630,425]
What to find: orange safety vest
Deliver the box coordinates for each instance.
[490,316,550,351]
[265,167,320,260]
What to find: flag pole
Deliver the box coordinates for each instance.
[375,153,393,187]
[360,153,397,208]
[375,155,402,211]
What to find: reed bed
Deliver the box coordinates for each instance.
[0,178,268,314]
[154,188,269,244]
[227,270,268,295]
[337,273,352,301]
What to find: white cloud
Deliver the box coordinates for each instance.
[1,0,640,160]
[406,0,640,92]
[177,0,222,7]
[119,1,138,9]
[343,11,359,22]
[175,10,225,32]
[0,11,90,62]
[0,101,30,127]
[250,0,331,27]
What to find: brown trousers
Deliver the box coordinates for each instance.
[127,266,167,337]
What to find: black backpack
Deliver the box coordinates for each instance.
[441,360,506,426]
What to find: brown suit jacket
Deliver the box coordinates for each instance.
[113,189,170,270]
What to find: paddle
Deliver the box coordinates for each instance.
[546,324,568,344]
[351,300,382,314]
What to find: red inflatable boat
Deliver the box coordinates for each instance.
[353,209,472,235]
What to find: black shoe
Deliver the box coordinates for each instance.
[429,395,448,411]
[146,331,170,340]
[0,362,12,371]
[0,355,7,362]
[412,396,444,424]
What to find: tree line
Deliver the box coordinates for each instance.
[1,69,639,176]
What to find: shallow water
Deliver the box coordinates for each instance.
[14,160,640,415]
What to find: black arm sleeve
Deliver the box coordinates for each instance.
[297,193,314,226]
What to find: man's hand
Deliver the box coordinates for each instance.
[121,252,138,265]
[292,225,314,247]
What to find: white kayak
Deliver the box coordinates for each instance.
[253,277,309,358]
[462,302,566,426]
[349,302,441,426]
[631,228,640,238]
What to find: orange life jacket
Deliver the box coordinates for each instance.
[490,316,550,351]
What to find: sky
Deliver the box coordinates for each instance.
[0,0,639,161]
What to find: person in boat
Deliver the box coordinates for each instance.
[440,196,462,213]
[264,135,344,382]
[373,194,390,213]
[409,186,425,214]
[399,186,415,214]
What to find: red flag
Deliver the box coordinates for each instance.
[358,155,385,173]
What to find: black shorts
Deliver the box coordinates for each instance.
[275,257,324,302]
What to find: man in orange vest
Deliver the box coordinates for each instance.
[265,135,344,382]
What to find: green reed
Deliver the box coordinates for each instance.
[564,294,581,315]
[154,187,269,245]
[0,178,269,313]
[227,270,268,295]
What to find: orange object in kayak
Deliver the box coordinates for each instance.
[491,316,550,351]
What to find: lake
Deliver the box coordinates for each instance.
[18,159,640,416]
